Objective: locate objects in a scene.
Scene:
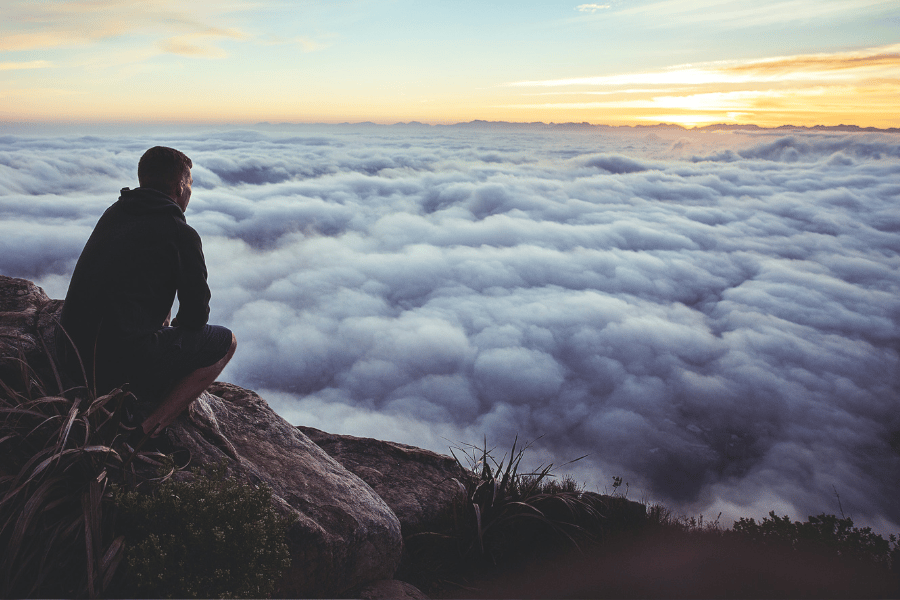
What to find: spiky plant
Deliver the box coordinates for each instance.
[403,436,600,594]
[447,436,599,565]
[0,343,173,598]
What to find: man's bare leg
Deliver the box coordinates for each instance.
[140,333,237,436]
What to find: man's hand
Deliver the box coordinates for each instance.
[163,310,172,328]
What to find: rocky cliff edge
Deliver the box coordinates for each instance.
[0,274,462,598]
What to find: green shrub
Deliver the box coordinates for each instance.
[733,511,899,570]
[112,463,294,599]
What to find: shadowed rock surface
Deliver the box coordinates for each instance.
[180,384,403,597]
[0,275,65,389]
[299,425,469,536]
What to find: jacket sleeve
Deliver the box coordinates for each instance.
[174,224,211,329]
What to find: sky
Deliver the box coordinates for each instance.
[1,0,899,127]
[1,124,898,534]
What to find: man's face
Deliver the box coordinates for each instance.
[176,170,193,211]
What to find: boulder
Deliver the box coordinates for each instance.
[0,275,403,598]
[0,276,64,391]
[178,384,403,597]
[299,426,469,537]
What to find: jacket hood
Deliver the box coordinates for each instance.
[116,187,185,220]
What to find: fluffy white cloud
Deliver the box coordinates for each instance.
[1,123,898,533]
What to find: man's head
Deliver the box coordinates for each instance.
[138,146,193,211]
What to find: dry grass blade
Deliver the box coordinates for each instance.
[22,396,70,411]
[15,344,49,400]
[35,318,64,395]
[519,463,554,498]
[83,478,104,599]
[84,389,121,417]
[99,535,125,589]
[473,503,484,555]
[32,521,65,594]
[24,448,90,483]
[83,491,96,598]
[0,371,24,404]
[53,318,89,390]
[448,477,467,498]
[3,445,57,495]
[406,531,457,542]
[3,477,57,579]
[0,406,47,419]
[56,397,83,454]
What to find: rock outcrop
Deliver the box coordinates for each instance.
[298,426,468,537]
[0,275,405,598]
[0,275,65,390]
[178,384,403,597]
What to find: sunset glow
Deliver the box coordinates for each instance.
[0,0,896,127]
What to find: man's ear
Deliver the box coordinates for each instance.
[173,179,186,208]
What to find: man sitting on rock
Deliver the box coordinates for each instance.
[59,146,237,461]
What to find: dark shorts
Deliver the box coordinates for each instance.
[130,324,233,401]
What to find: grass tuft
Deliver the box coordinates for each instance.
[404,436,602,594]
[0,339,182,597]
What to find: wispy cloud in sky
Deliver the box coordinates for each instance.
[616,0,898,27]
[576,3,611,12]
[0,60,51,71]
[0,0,250,52]
[509,45,900,87]
[503,45,900,127]
[160,27,246,58]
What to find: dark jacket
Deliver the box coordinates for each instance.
[59,187,210,392]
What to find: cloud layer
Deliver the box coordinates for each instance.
[1,124,899,532]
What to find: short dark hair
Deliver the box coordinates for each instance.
[138,146,192,193]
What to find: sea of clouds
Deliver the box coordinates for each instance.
[1,123,898,532]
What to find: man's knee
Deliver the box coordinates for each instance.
[214,332,237,369]
[224,332,237,362]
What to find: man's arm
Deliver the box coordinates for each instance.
[173,225,211,329]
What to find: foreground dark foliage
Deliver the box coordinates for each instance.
[1,348,292,598]
[0,349,135,598]
[472,522,900,599]
[732,510,900,572]
[402,437,620,595]
[112,463,294,599]
[401,436,900,599]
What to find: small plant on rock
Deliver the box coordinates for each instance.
[112,462,294,599]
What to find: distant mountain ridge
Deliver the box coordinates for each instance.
[272,120,899,133]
